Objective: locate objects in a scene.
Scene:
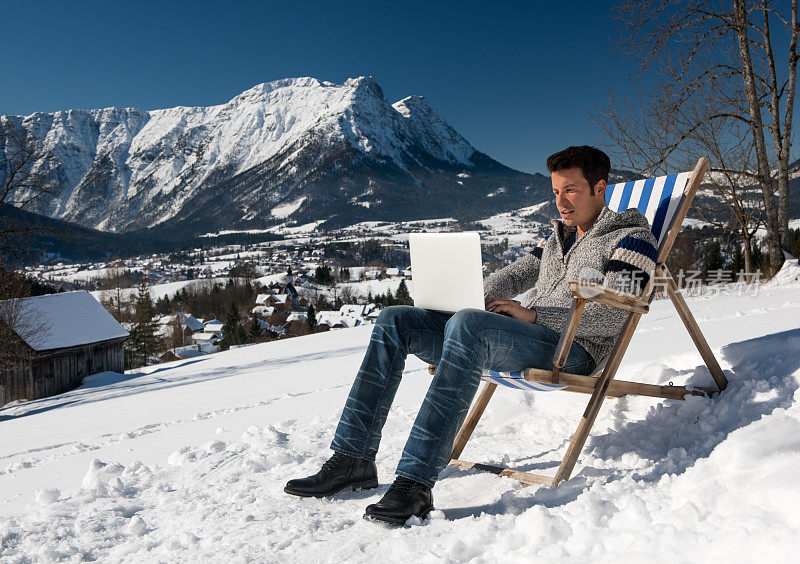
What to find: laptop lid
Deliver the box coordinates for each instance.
[408,232,485,313]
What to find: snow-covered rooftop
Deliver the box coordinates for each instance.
[3,291,129,351]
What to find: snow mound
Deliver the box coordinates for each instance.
[767,253,800,286]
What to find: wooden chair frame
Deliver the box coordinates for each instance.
[445,157,727,487]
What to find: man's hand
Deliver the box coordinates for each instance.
[485,298,537,323]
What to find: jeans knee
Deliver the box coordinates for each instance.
[444,308,484,338]
[375,305,414,327]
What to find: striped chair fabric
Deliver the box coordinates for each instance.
[479,171,691,390]
[483,370,568,391]
[605,172,691,247]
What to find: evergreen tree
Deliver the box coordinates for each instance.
[220,301,244,350]
[704,242,724,276]
[730,244,745,280]
[787,228,800,258]
[307,303,317,333]
[169,315,186,350]
[395,279,412,305]
[125,280,162,368]
[155,295,171,315]
[315,264,332,285]
[247,316,262,343]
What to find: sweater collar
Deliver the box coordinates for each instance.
[551,206,613,248]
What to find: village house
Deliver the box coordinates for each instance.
[264,308,287,327]
[315,319,332,332]
[254,318,278,334]
[191,319,222,345]
[316,311,364,330]
[177,312,205,333]
[339,304,364,317]
[157,312,204,343]
[265,294,291,313]
[284,312,309,337]
[160,342,217,362]
[339,304,380,318]
[0,291,129,406]
[192,331,220,345]
[331,316,362,329]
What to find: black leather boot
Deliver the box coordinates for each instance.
[363,476,434,525]
[284,452,378,498]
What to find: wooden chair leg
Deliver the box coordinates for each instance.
[450,381,497,460]
[660,266,728,391]
[551,312,642,486]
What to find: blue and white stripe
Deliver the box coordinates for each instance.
[481,370,566,391]
[605,172,690,247]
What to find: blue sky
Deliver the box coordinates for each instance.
[0,1,644,174]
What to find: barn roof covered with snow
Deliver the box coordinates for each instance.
[3,290,129,351]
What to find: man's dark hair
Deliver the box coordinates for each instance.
[546,146,611,194]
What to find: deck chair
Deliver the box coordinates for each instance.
[441,157,728,488]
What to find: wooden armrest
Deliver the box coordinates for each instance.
[567,280,649,314]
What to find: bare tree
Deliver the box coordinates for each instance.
[0,119,58,261]
[600,0,800,274]
[0,119,58,362]
[750,0,798,243]
[0,270,50,366]
[693,117,764,279]
[169,315,186,350]
[99,262,133,323]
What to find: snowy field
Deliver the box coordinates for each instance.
[2,269,800,561]
[89,277,231,304]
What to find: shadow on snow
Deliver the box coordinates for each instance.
[440,328,800,520]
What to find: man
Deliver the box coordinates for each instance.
[284,146,658,525]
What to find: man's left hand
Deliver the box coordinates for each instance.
[485,298,537,323]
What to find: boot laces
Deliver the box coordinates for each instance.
[319,452,347,476]
[389,477,420,497]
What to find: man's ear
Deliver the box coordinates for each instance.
[594,179,607,197]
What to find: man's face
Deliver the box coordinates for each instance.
[551,167,607,236]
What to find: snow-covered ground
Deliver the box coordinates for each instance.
[2,269,800,560]
[89,277,230,303]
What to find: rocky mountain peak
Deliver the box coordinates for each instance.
[1,77,548,236]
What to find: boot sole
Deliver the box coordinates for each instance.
[363,505,434,526]
[284,477,379,498]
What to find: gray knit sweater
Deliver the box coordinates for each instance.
[483,206,658,363]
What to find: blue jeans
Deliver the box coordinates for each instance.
[330,306,595,488]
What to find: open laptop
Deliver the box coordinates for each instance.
[408,232,485,313]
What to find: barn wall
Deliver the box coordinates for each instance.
[1,339,126,407]
[0,361,33,407]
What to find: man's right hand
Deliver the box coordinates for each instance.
[485,298,537,323]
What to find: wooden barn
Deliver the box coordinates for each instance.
[0,291,129,407]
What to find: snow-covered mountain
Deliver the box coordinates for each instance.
[1,77,549,235]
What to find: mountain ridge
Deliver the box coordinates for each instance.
[1,76,550,236]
